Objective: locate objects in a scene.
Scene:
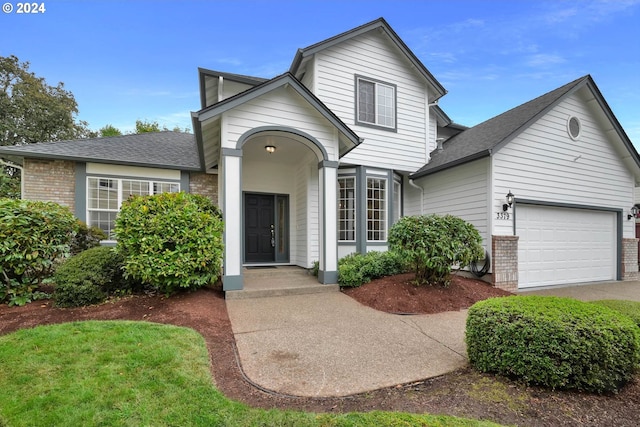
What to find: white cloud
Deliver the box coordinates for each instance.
[525,53,567,68]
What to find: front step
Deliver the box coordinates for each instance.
[225,266,340,299]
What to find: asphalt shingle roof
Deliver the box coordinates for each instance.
[411,75,590,179]
[0,131,201,171]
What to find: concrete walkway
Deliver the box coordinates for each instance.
[226,280,640,397]
[226,292,468,397]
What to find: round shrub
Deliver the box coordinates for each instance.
[466,296,640,393]
[53,246,132,307]
[591,300,640,328]
[114,192,224,295]
[54,281,105,308]
[388,214,483,286]
[0,198,78,305]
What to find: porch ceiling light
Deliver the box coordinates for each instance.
[265,145,276,154]
[503,190,514,212]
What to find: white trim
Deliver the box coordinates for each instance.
[86,163,180,180]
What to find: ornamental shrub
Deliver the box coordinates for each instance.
[388,214,484,286]
[591,300,640,328]
[466,296,640,393]
[338,250,407,287]
[53,246,135,307]
[0,198,78,306]
[114,192,224,295]
[70,221,107,256]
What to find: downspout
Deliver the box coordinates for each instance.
[408,178,424,215]
[0,158,24,199]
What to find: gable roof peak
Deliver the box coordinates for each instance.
[411,75,599,179]
[289,17,446,100]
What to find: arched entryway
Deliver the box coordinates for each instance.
[220,126,338,290]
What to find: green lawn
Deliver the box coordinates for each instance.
[0,321,502,427]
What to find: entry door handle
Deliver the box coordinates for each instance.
[270,224,275,247]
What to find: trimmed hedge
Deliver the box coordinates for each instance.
[591,299,640,328]
[338,250,407,287]
[466,295,640,393]
[53,246,132,307]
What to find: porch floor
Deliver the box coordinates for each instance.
[225,266,339,299]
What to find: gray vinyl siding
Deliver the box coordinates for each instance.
[492,91,635,238]
[310,31,432,172]
[419,157,490,245]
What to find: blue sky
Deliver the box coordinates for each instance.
[2,0,639,145]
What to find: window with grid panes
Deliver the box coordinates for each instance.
[87,177,180,239]
[338,177,356,241]
[367,177,387,241]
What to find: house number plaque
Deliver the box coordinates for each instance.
[496,212,510,220]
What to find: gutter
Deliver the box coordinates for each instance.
[0,158,24,199]
[408,179,424,215]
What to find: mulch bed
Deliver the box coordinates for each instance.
[1,275,639,426]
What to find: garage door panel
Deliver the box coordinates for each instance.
[518,205,616,288]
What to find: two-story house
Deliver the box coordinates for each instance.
[2,18,639,291]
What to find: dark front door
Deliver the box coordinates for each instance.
[245,193,275,263]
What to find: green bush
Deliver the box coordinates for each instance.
[54,281,106,308]
[591,300,640,327]
[338,250,407,287]
[114,192,224,295]
[53,246,134,307]
[0,198,78,306]
[70,221,107,255]
[388,214,483,286]
[466,296,640,393]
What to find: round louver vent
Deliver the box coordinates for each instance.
[568,116,581,140]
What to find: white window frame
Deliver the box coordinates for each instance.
[87,176,180,240]
[367,176,387,242]
[355,75,397,130]
[393,177,402,224]
[338,177,356,242]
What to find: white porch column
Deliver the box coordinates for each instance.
[318,160,339,284]
[221,148,243,290]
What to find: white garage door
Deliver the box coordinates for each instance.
[518,205,616,288]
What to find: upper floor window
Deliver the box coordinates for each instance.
[356,76,396,130]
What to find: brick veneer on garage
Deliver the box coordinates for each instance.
[622,237,639,281]
[189,172,218,205]
[492,235,519,291]
[23,159,75,211]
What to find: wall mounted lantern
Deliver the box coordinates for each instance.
[502,190,514,212]
[265,145,276,154]
[628,205,639,220]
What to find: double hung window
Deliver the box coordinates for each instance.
[356,76,396,129]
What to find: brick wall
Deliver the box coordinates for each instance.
[189,172,218,205]
[23,159,75,211]
[622,237,639,281]
[492,235,519,291]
